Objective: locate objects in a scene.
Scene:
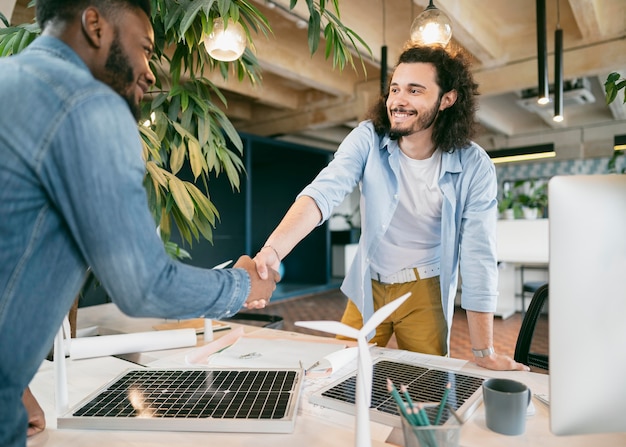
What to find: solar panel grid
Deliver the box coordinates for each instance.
[73,369,297,420]
[318,360,483,424]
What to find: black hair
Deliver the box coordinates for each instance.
[36,0,151,30]
[367,45,479,153]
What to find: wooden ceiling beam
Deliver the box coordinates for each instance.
[237,79,379,136]
[437,0,505,66]
[474,39,626,96]
[249,2,371,97]
[200,67,303,110]
[567,0,603,39]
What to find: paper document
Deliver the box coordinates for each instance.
[208,337,346,369]
[306,346,359,378]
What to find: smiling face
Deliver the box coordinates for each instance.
[100,7,155,120]
[386,62,452,139]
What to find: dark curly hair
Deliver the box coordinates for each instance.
[36,0,151,30]
[367,45,479,153]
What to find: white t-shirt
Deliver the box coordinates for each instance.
[371,147,443,275]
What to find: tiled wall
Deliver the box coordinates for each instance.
[495,154,626,185]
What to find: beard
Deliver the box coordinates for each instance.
[388,98,441,140]
[104,33,141,120]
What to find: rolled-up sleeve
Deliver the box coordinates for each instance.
[458,152,499,312]
[298,123,372,222]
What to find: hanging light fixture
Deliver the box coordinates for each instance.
[536,0,550,105]
[203,17,246,62]
[553,0,564,122]
[409,0,452,47]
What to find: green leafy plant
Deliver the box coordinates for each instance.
[0,1,372,250]
[604,72,625,174]
[604,72,626,105]
[499,179,548,219]
[497,187,522,217]
[517,183,547,208]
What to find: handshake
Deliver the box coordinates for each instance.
[235,245,283,310]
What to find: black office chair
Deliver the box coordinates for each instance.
[521,280,545,314]
[514,283,549,372]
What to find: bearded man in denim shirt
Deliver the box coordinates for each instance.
[0,1,279,445]
[255,46,530,373]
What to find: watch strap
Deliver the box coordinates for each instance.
[472,346,495,358]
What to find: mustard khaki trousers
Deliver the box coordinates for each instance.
[338,274,447,355]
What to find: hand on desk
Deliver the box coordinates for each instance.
[234,255,280,309]
[474,353,530,372]
[23,386,45,437]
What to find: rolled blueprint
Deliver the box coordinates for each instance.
[70,328,197,360]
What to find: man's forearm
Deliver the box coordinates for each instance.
[466,310,495,352]
[264,195,322,260]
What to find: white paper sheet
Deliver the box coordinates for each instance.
[207,337,346,369]
[69,328,197,360]
[306,346,359,378]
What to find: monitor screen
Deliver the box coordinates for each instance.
[548,174,626,436]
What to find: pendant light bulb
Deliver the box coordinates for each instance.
[203,18,246,62]
[410,2,452,47]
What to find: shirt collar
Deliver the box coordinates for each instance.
[441,149,463,174]
[26,35,91,74]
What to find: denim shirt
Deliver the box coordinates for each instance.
[0,37,249,391]
[299,121,499,343]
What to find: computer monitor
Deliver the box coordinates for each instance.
[548,174,626,436]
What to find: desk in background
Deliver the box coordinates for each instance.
[496,219,549,318]
[26,302,626,447]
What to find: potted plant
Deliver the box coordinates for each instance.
[498,187,521,219]
[0,2,371,251]
[604,72,626,174]
[516,180,548,219]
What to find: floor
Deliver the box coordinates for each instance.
[234,287,525,364]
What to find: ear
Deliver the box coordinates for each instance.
[80,7,105,48]
[440,89,457,111]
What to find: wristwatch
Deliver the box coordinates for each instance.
[472,347,495,358]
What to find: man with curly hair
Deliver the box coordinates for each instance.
[255,45,529,372]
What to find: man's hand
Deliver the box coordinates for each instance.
[474,353,530,372]
[254,245,281,280]
[23,387,45,437]
[234,255,280,309]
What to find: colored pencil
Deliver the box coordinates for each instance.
[434,382,451,426]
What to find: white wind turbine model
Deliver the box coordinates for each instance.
[296,292,411,447]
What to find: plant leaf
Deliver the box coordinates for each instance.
[168,175,195,221]
[169,140,186,175]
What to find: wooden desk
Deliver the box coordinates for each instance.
[26,303,626,447]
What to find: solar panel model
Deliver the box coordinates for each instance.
[58,367,304,433]
[310,359,484,427]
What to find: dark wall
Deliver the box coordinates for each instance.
[250,138,331,284]
[172,133,333,286]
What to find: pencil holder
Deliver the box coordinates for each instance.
[400,404,462,447]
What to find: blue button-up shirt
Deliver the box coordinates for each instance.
[0,36,249,409]
[299,121,499,343]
